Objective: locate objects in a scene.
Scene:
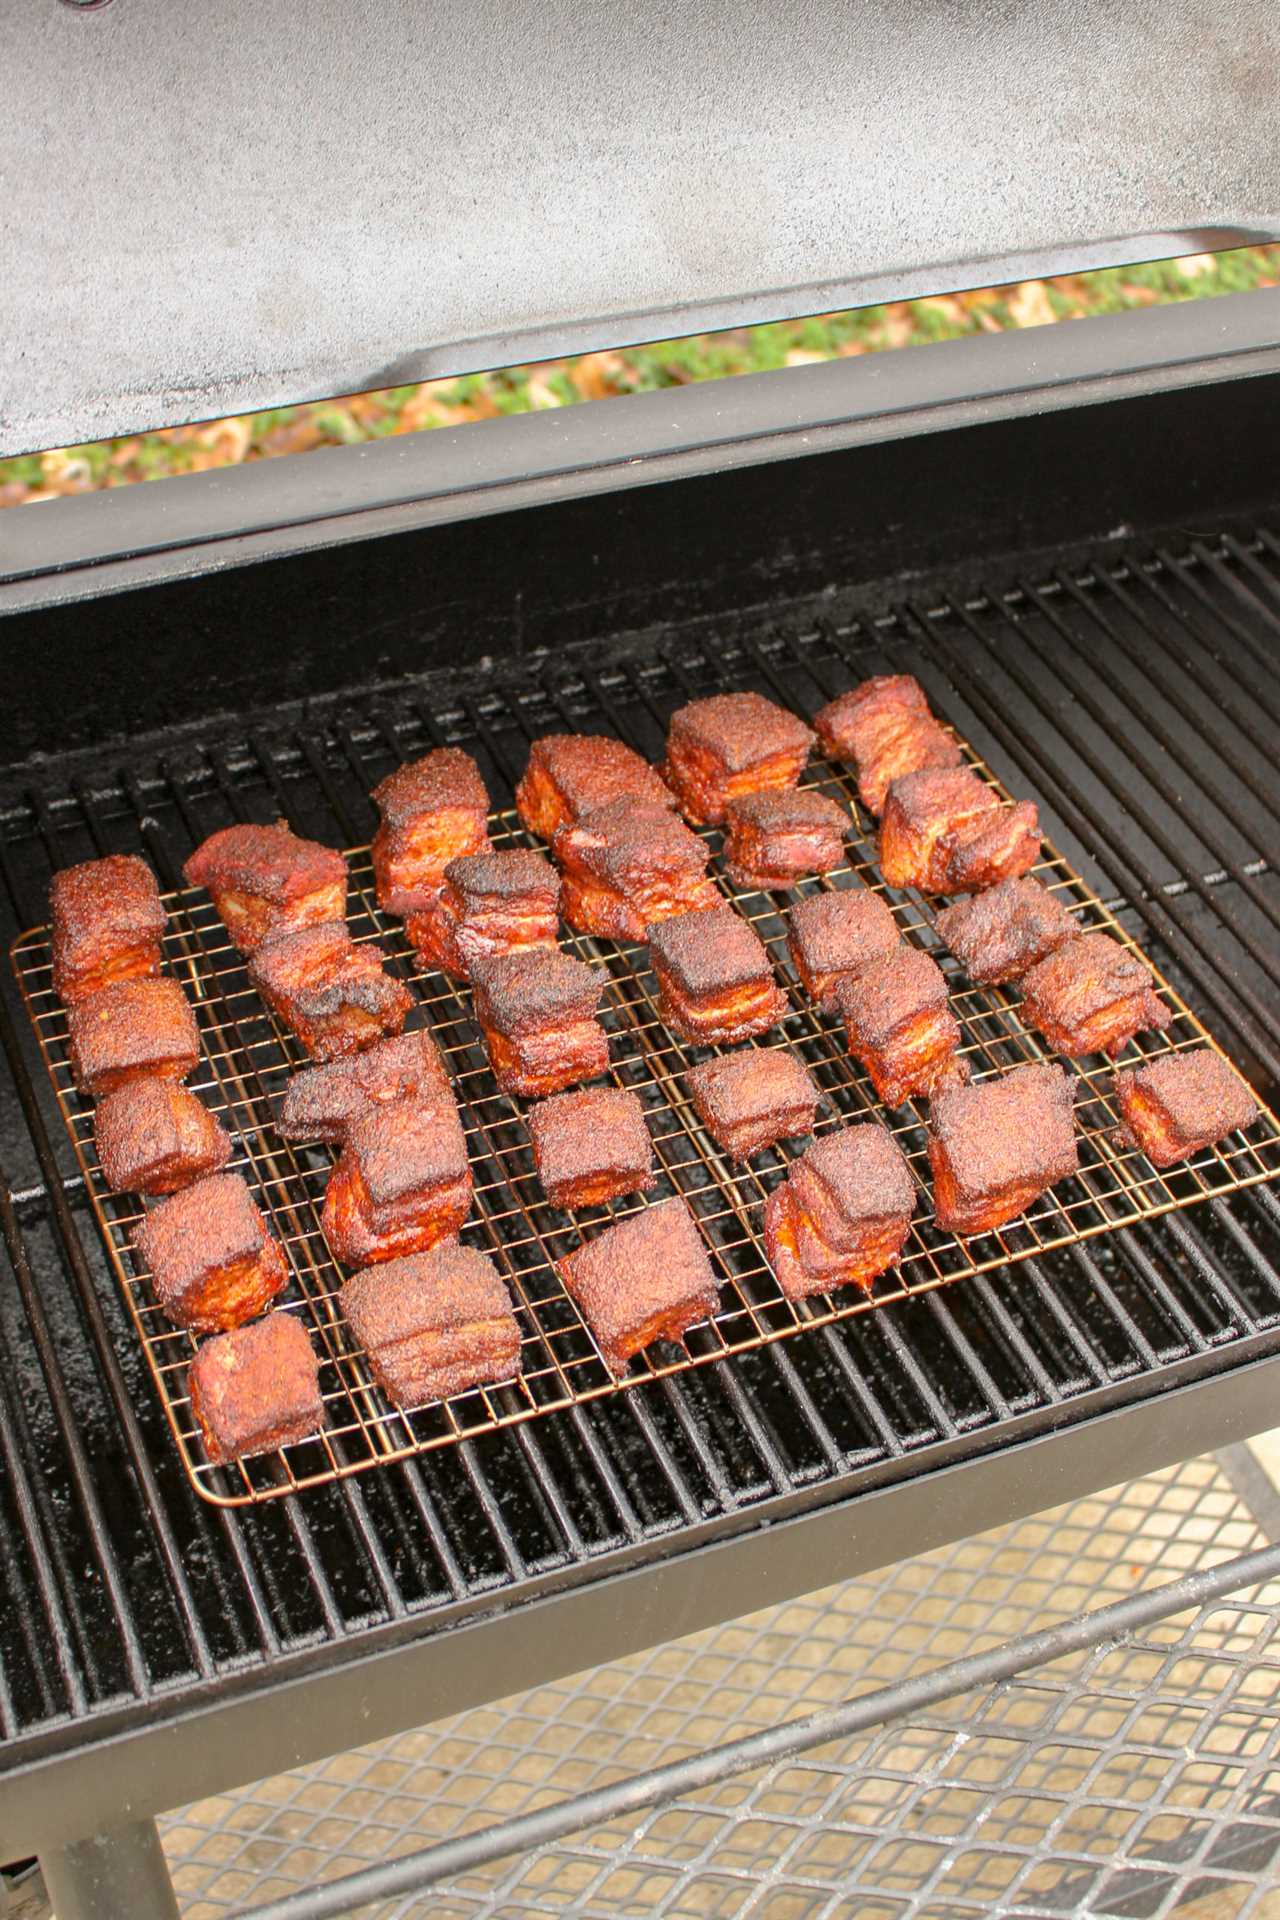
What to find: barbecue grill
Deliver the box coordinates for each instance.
[4,2,1280,1913]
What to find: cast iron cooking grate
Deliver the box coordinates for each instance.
[11,735,1280,1506]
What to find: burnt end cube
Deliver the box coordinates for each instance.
[95,1079,232,1196]
[814,674,962,817]
[183,821,347,954]
[528,1087,656,1209]
[340,1242,522,1407]
[67,977,200,1097]
[662,692,815,826]
[648,906,786,1045]
[558,1196,719,1376]
[370,749,490,914]
[879,767,1040,895]
[763,1125,914,1300]
[188,1312,322,1465]
[686,1048,818,1163]
[1114,1049,1260,1168]
[322,1097,472,1266]
[1020,932,1172,1059]
[248,922,413,1061]
[516,733,676,841]
[554,798,719,942]
[277,1029,451,1144]
[787,888,900,1010]
[722,788,849,891]
[929,1063,1079,1236]
[50,854,166,1004]
[472,947,609,1098]
[407,848,560,981]
[935,875,1078,987]
[136,1171,289,1332]
[837,944,965,1108]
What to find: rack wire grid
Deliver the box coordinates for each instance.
[11,733,1280,1507]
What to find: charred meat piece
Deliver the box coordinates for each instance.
[472,947,609,1098]
[879,768,1040,895]
[183,821,347,954]
[340,1241,522,1407]
[838,944,965,1107]
[50,854,166,1003]
[763,1126,914,1300]
[935,875,1078,986]
[528,1086,656,1209]
[95,1079,232,1196]
[814,674,962,817]
[67,977,200,1096]
[929,1063,1078,1236]
[136,1171,289,1332]
[554,798,719,941]
[249,922,413,1061]
[371,749,490,914]
[322,1098,472,1267]
[648,906,786,1046]
[1020,933,1172,1058]
[722,788,849,891]
[787,889,900,1011]
[516,733,676,841]
[558,1196,719,1376]
[407,848,560,981]
[277,1030,451,1144]
[1114,1049,1259,1168]
[662,692,815,826]
[686,1047,818,1163]
[188,1312,322,1464]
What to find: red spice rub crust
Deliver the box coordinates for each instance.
[928,1063,1079,1236]
[188,1312,322,1464]
[249,923,413,1061]
[407,847,560,981]
[183,822,347,954]
[528,1087,656,1209]
[50,854,166,1003]
[67,977,200,1096]
[136,1171,289,1332]
[648,906,786,1045]
[763,1125,915,1300]
[322,1098,472,1267]
[722,788,849,891]
[879,768,1040,895]
[787,889,900,1010]
[935,876,1078,986]
[1114,1050,1259,1168]
[472,948,609,1098]
[554,799,719,941]
[340,1241,522,1407]
[686,1048,818,1163]
[516,734,676,841]
[837,945,966,1108]
[662,693,815,826]
[1020,933,1172,1059]
[371,749,491,914]
[95,1079,232,1196]
[814,675,963,817]
[277,1030,451,1144]
[558,1197,719,1376]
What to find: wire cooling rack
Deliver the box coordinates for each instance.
[11,741,1280,1505]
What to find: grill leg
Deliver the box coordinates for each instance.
[38,1819,178,1920]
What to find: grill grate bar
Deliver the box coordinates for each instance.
[1162,547,1280,710]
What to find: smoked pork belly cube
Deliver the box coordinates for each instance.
[277,1029,451,1144]
[814,674,963,817]
[515,733,676,841]
[787,889,900,1011]
[648,906,786,1046]
[95,1079,232,1196]
[879,768,1040,895]
[472,947,609,1098]
[188,1312,322,1464]
[554,798,719,941]
[528,1086,655,1209]
[1020,932,1172,1059]
[322,1098,472,1267]
[558,1196,719,1376]
[67,977,200,1096]
[370,749,490,914]
[763,1125,914,1300]
[136,1171,289,1332]
[722,788,849,891]
[928,1063,1079,1236]
[183,821,347,955]
[662,692,816,826]
[406,848,559,981]
[1114,1049,1259,1168]
[837,944,965,1108]
[935,875,1078,987]
[50,854,166,1003]
[340,1241,521,1407]
[248,923,413,1062]
[685,1047,818,1163]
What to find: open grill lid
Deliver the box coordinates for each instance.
[4,0,1280,455]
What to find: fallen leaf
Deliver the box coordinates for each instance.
[836,340,868,357]
[916,294,966,325]
[569,351,626,400]
[1173,252,1218,279]
[1007,281,1057,328]
[784,348,828,367]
